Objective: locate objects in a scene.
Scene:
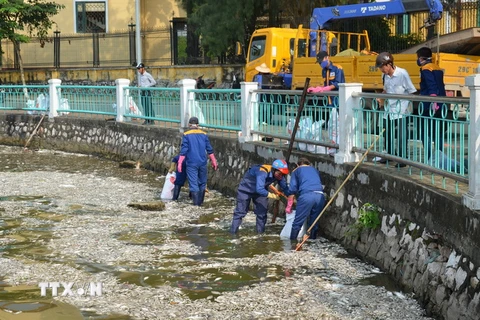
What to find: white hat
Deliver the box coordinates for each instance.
[255,63,270,73]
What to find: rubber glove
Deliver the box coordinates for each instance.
[307,86,324,93]
[285,196,295,214]
[177,155,185,173]
[209,153,218,170]
[168,162,176,173]
[430,94,439,111]
[267,192,280,200]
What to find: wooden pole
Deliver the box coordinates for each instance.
[295,129,385,251]
[271,78,310,223]
[24,114,46,150]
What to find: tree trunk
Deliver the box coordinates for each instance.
[13,40,29,99]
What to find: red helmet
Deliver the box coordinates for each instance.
[272,159,289,175]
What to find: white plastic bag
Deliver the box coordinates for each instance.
[160,172,176,200]
[36,93,49,111]
[26,99,36,114]
[297,117,313,152]
[280,210,307,240]
[193,101,206,125]
[128,96,142,116]
[59,98,70,115]
[296,117,327,154]
[327,108,339,155]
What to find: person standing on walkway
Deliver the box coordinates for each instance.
[285,157,325,240]
[169,154,187,201]
[416,47,446,161]
[375,52,416,167]
[230,159,289,234]
[136,63,156,125]
[308,51,345,155]
[177,117,218,206]
[308,51,345,94]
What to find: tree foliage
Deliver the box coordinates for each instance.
[176,0,416,60]
[178,0,267,59]
[0,0,64,88]
[0,0,64,48]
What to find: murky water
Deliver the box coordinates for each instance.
[0,146,432,319]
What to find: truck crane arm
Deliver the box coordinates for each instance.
[310,0,443,30]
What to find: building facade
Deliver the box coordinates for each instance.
[0,0,186,69]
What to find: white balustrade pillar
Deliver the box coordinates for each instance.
[334,83,363,164]
[239,82,259,143]
[115,78,130,122]
[179,79,197,132]
[48,79,61,118]
[463,75,480,210]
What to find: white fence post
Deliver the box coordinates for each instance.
[115,78,130,122]
[334,83,363,164]
[463,75,480,210]
[179,79,197,132]
[48,79,61,118]
[239,82,259,143]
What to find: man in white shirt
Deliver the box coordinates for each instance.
[136,63,157,125]
[375,52,416,167]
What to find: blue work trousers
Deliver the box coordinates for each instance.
[186,163,207,193]
[418,105,443,160]
[231,190,268,234]
[174,170,187,186]
[291,192,325,240]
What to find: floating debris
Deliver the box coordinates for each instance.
[119,160,138,169]
[127,201,166,211]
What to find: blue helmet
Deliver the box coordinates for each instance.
[272,159,289,175]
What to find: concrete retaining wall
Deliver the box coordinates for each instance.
[1,114,479,320]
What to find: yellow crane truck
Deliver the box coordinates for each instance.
[245,0,480,97]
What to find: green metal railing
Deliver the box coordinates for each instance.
[57,85,116,117]
[353,92,469,193]
[252,90,338,152]
[187,89,241,134]
[0,85,49,114]
[0,83,472,193]
[125,87,181,127]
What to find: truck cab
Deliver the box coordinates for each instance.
[245,27,310,88]
[246,25,370,90]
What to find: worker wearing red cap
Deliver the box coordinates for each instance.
[230,159,290,234]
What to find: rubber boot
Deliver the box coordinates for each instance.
[290,228,300,241]
[172,185,182,201]
[256,220,266,234]
[198,189,206,206]
[230,218,242,234]
[191,192,200,206]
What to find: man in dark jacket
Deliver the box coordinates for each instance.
[416,46,446,160]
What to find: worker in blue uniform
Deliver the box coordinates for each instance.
[168,155,187,201]
[230,159,290,234]
[308,50,345,94]
[308,51,345,154]
[286,157,325,240]
[416,46,447,160]
[178,117,218,206]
